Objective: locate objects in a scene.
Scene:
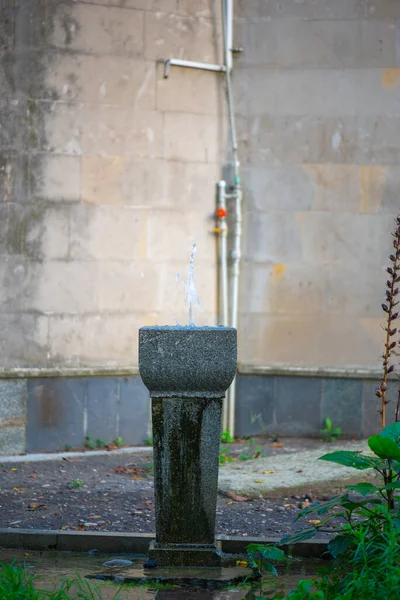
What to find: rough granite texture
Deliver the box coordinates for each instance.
[151,397,222,548]
[140,326,236,566]
[139,327,237,398]
[148,540,222,568]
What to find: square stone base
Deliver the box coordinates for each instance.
[148,541,222,567]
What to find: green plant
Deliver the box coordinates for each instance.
[113,436,125,448]
[247,543,285,576]
[320,418,341,442]
[64,444,72,452]
[239,438,265,461]
[248,217,400,599]
[283,580,324,599]
[145,436,153,446]
[219,444,233,465]
[96,438,108,449]
[72,479,84,488]
[84,436,96,450]
[221,430,235,443]
[375,215,400,428]
[0,562,125,599]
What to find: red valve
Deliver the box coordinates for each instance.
[216,208,227,218]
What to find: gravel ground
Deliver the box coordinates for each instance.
[0,438,375,539]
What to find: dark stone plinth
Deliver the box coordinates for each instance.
[138,325,237,568]
[150,397,222,566]
[139,326,237,398]
[149,541,222,567]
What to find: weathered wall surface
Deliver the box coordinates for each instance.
[1,0,400,451]
[235,0,400,369]
[0,0,224,370]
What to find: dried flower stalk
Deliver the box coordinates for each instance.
[376,216,400,428]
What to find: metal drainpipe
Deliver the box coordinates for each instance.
[216,180,229,431]
[222,0,242,437]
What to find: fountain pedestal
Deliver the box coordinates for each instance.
[139,326,237,567]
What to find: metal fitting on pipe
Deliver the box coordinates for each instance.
[163,58,226,78]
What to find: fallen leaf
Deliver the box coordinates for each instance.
[25,503,46,511]
[30,473,38,479]
[227,491,250,502]
[76,524,85,531]
[60,526,69,530]
[236,560,248,567]
[133,476,139,481]
[296,469,303,473]
[11,468,18,472]
[262,470,275,475]
[141,500,153,507]
[13,487,23,492]
[269,442,284,448]
[284,504,294,508]
[227,501,233,505]
[308,520,321,526]
[255,480,264,484]
[115,466,144,475]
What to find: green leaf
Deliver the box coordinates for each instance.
[260,546,286,562]
[281,528,317,545]
[328,534,353,558]
[325,418,332,430]
[246,543,285,562]
[319,451,376,470]
[261,561,278,576]
[345,482,379,496]
[295,495,347,520]
[368,435,400,461]
[380,422,400,444]
[383,481,400,491]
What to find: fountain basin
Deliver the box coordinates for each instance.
[139,326,237,398]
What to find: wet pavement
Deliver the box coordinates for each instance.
[0,548,323,599]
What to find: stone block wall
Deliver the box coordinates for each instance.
[234,0,400,369]
[1,0,399,452]
[0,0,223,372]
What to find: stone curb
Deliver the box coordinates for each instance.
[0,529,330,559]
[0,447,152,463]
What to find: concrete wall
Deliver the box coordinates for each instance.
[0,0,224,371]
[1,0,399,451]
[235,0,400,369]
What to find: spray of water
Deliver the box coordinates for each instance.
[185,243,201,326]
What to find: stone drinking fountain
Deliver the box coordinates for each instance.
[87,248,260,587]
[139,324,237,567]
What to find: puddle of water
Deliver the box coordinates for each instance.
[0,549,153,599]
[0,549,324,599]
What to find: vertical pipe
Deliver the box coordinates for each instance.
[217,180,229,431]
[222,0,241,437]
[228,189,242,437]
[225,0,233,72]
[217,181,229,328]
